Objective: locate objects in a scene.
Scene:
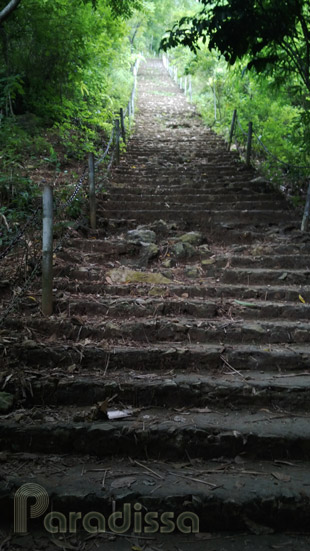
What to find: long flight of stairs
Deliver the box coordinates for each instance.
[1,58,310,550]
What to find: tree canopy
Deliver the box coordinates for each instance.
[160,0,310,92]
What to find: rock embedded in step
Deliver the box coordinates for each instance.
[162,258,176,268]
[177,231,203,246]
[172,242,196,259]
[184,265,201,278]
[106,266,171,284]
[198,244,212,257]
[127,229,156,244]
[0,392,14,413]
[141,243,159,261]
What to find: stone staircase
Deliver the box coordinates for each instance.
[1,58,310,550]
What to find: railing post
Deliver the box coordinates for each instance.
[120,107,126,143]
[42,184,53,316]
[189,76,192,102]
[246,121,253,167]
[228,109,237,151]
[174,67,178,83]
[114,119,120,165]
[88,152,96,230]
[180,77,183,90]
[301,181,310,232]
[184,76,188,95]
[131,90,135,117]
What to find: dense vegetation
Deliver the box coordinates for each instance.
[1,0,310,248]
[161,0,310,198]
[0,0,143,242]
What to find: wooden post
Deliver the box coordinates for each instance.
[228,109,237,151]
[88,152,96,230]
[184,76,188,95]
[42,184,53,316]
[180,77,183,90]
[301,181,310,232]
[246,121,253,167]
[120,108,126,143]
[114,119,120,165]
[174,67,178,83]
[189,75,192,102]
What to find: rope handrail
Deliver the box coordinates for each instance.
[0,206,41,261]
[95,128,115,168]
[0,54,141,316]
[253,130,310,171]
[234,112,310,172]
[236,115,248,138]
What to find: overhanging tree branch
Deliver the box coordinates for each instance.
[0,0,22,24]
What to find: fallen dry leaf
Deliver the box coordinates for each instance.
[272,472,291,482]
[110,476,137,489]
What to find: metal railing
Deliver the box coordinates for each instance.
[227,109,310,232]
[0,58,141,323]
[162,54,192,102]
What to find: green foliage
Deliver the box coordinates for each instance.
[0,0,141,244]
[167,42,310,193]
[161,1,310,94]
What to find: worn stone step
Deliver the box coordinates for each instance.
[222,268,310,285]
[97,219,275,242]
[112,166,247,177]
[228,255,310,269]
[48,297,310,321]
[14,370,310,410]
[2,455,310,535]
[50,278,310,302]
[5,316,310,345]
[4,335,309,372]
[107,182,273,194]
[0,530,309,551]
[0,453,310,536]
[106,185,279,195]
[104,192,282,202]
[101,210,296,226]
[1,408,310,461]
[103,200,286,211]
